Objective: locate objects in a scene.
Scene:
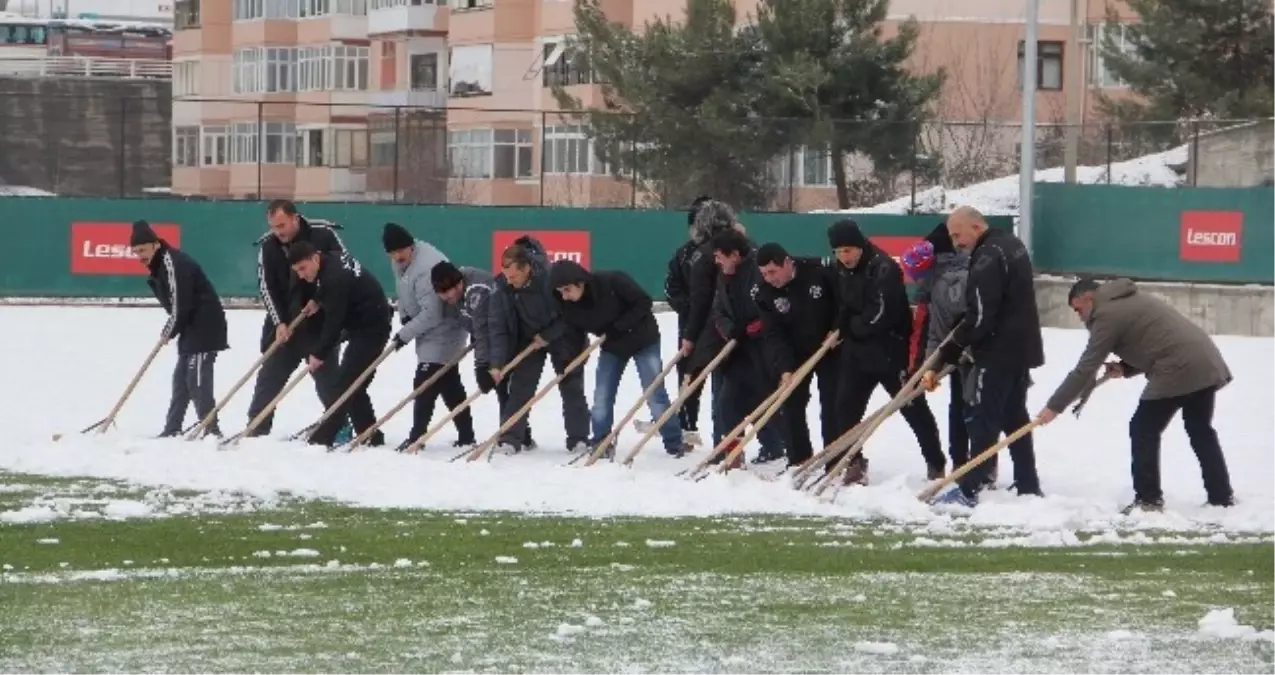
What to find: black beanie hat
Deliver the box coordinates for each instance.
[129,220,160,247]
[925,221,955,255]
[827,218,868,249]
[382,222,414,253]
[548,260,590,289]
[430,261,464,292]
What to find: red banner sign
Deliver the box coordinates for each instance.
[1180,211,1243,263]
[71,222,181,275]
[492,230,592,274]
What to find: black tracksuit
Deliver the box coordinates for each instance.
[664,240,703,432]
[146,242,229,436]
[754,258,840,466]
[488,237,590,450]
[247,217,344,435]
[706,253,786,458]
[831,245,944,471]
[944,227,1044,497]
[681,240,730,444]
[300,252,393,447]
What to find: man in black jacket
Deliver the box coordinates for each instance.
[754,243,841,468]
[130,220,229,438]
[245,199,348,438]
[827,219,945,484]
[661,195,712,444]
[487,237,590,454]
[551,260,691,458]
[705,229,787,465]
[287,241,393,448]
[924,206,1043,506]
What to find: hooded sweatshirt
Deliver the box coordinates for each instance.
[1045,279,1232,410]
[393,239,467,364]
[550,260,659,360]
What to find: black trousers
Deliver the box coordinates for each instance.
[675,352,702,432]
[1129,385,1233,505]
[411,362,474,442]
[308,326,389,446]
[834,361,944,470]
[958,366,1039,496]
[947,369,971,467]
[498,340,590,448]
[247,320,342,436]
[495,377,533,445]
[163,352,219,435]
[716,349,786,455]
[781,359,839,466]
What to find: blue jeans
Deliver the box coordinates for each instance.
[592,345,683,451]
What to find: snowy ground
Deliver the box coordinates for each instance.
[825,145,1186,216]
[0,305,1270,540]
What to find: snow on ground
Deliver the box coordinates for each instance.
[823,145,1186,216]
[0,306,1269,537]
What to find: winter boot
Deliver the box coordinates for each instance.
[1206,495,1236,508]
[1120,498,1165,515]
[495,442,521,455]
[751,444,785,465]
[666,441,693,458]
[982,462,1000,490]
[394,438,414,453]
[566,438,589,453]
[933,486,979,508]
[708,440,744,470]
[842,456,870,486]
[157,428,181,439]
[683,427,703,447]
[367,430,386,447]
[333,423,354,446]
[633,419,655,433]
[452,438,475,450]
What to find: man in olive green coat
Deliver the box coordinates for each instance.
[1038,278,1235,513]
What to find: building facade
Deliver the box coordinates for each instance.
[169,0,1140,206]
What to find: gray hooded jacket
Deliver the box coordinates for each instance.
[393,240,467,364]
[455,266,496,365]
[1045,278,1232,411]
[924,251,971,356]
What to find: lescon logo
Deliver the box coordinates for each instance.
[492,230,592,274]
[71,222,182,275]
[1180,211,1243,263]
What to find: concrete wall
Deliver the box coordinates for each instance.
[1189,121,1275,188]
[1036,276,1274,338]
[0,77,172,197]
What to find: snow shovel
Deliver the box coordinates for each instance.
[577,351,684,467]
[339,345,473,453]
[291,342,399,443]
[621,339,737,467]
[917,418,1044,503]
[676,379,783,479]
[220,365,309,448]
[89,334,167,435]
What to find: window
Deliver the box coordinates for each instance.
[409,53,438,90]
[231,122,258,163]
[1017,40,1063,91]
[299,128,325,166]
[298,127,368,167]
[370,0,443,8]
[265,47,296,92]
[1088,23,1135,88]
[331,45,370,90]
[543,125,592,174]
[175,0,201,29]
[331,128,368,167]
[0,23,48,45]
[174,60,199,96]
[263,122,297,164]
[298,46,324,91]
[449,44,493,96]
[233,48,262,94]
[233,0,263,20]
[801,147,832,186]
[542,40,592,88]
[202,125,228,166]
[447,129,493,178]
[493,129,533,179]
[370,130,396,166]
[453,0,491,8]
[174,126,200,167]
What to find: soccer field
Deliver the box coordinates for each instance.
[0,307,1271,672]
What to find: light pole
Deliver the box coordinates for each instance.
[1019,0,1039,254]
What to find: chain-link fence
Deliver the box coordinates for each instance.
[0,86,1268,210]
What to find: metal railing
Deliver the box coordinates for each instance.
[0,56,172,80]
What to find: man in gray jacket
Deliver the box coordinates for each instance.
[432,260,534,449]
[487,236,590,454]
[383,223,474,451]
[1038,278,1235,513]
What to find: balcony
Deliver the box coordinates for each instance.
[0,56,172,80]
[368,0,441,35]
[370,88,447,110]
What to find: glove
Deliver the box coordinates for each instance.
[391,335,407,352]
[938,339,963,366]
[744,319,764,338]
[475,363,496,394]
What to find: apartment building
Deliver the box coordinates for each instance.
[168,0,1139,205]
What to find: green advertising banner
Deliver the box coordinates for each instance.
[2,198,996,300]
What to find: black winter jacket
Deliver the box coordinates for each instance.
[487,236,575,368]
[832,244,912,374]
[552,261,660,361]
[679,240,720,343]
[146,242,229,356]
[754,257,839,375]
[664,240,698,318]
[951,228,1045,370]
[255,216,345,328]
[300,252,392,359]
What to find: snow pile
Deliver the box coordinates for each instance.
[0,307,1270,538]
[824,145,1186,216]
[1197,608,1275,641]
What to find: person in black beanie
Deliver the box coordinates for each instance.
[656,195,713,446]
[287,241,393,448]
[431,260,536,449]
[825,218,945,484]
[130,220,229,437]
